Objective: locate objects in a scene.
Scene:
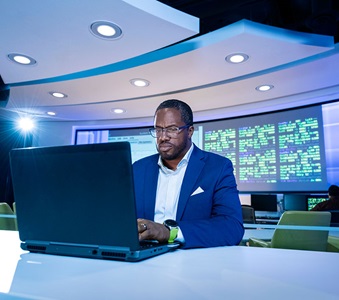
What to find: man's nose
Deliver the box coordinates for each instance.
[158,129,170,140]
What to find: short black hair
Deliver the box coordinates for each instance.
[155,99,193,125]
[328,185,339,197]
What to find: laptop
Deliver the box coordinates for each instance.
[9,142,179,262]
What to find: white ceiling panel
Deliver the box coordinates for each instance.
[0,0,198,83]
[1,2,339,124]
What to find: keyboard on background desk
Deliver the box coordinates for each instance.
[255,216,280,224]
[255,212,281,224]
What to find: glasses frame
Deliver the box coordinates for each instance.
[149,124,191,138]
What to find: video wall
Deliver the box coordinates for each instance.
[75,101,339,193]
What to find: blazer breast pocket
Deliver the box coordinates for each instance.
[191,186,204,197]
[185,188,212,219]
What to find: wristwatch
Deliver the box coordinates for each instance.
[163,219,179,243]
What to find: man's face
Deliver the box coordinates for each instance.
[154,108,193,162]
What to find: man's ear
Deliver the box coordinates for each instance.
[188,125,194,138]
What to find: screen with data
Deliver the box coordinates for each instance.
[75,101,339,193]
[307,195,329,210]
[202,105,327,192]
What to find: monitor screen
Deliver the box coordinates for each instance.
[75,101,339,193]
[307,195,329,210]
[283,194,307,211]
[251,194,277,212]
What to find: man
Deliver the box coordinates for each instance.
[133,99,244,248]
[311,184,339,211]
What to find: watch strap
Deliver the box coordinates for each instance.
[168,227,179,243]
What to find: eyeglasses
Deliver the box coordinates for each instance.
[149,124,191,138]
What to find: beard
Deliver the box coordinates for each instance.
[157,138,189,161]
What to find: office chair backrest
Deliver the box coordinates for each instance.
[0,202,17,231]
[241,205,256,224]
[271,211,331,251]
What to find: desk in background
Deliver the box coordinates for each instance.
[243,225,339,242]
[243,228,275,242]
[0,230,338,300]
[255,211,281,225]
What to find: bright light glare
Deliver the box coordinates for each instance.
[18,117,35,132]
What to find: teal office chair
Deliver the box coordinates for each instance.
[0,202,17,231]
[248,211,331,251]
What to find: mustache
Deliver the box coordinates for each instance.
[159,142,173,146]
[157,141,174,147]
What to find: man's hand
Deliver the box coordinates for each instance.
[137,218,170,243]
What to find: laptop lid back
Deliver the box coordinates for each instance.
[9,142,141,252]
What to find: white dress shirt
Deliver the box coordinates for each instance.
[154,143,194,242]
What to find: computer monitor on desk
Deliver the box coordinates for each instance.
[251,194,277,212]
[284,194,307,211]
[251,194,280,223]
[307,195,328,210]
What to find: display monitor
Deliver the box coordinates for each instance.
[251,194,277,212]
[307,195,328,210]
[75,101,339,192]
[283,194,307,211]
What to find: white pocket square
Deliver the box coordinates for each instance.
[191,186,204,196]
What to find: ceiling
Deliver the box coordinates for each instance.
[159,0,339,42]
[1,0,339,126]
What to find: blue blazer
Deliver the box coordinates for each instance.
[133,145,244,248]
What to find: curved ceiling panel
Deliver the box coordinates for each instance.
[1,2,338,124]
[5,20,335,122]
[0,0,199,84]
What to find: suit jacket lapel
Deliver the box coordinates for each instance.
[144,156,159,220]
[176,146,205,220]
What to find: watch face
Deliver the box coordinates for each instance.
[165,219,178,227]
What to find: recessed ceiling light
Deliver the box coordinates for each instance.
[8,53,37,65]
[225,53,249,64]
[49,92,67,98]
[111,108,125,114]
[90,21,122,40]
[47,111,56,116]
[256,84,274,92]
[130,79,150,87]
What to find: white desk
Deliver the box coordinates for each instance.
[1,230,338,300]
